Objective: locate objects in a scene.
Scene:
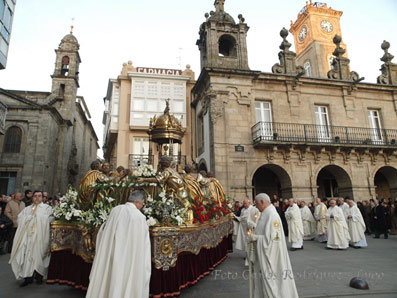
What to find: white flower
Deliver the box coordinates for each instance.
[175,216,183,225]
[147,217,158,227]
[106,197,115,203]
[73,210,82,218]
[65,212,72,221]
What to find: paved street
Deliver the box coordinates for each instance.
[1,235,396,298]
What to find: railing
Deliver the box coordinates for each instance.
[0,101,7,135]
[252,122,397,147]
[128,154,187,169]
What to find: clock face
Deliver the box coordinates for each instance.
[320,20,333,33]
[299,26,307,41]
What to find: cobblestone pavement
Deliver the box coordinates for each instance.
[1,234,396,298]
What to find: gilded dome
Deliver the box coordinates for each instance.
[148,99,185,143]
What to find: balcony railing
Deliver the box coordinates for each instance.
[128,154,187,169]
[0,101,7,135]
[252,122,397,147]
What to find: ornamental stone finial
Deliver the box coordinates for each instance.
[272,27,304,75]
[377,40,397,85]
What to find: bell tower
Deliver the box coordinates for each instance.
[196,0,249,70]
[289,1,347,78]
[51,27,81,120]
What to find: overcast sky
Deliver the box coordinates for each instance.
[1,0,397,157]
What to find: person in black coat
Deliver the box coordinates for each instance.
[372,199,388,239]
[0,206,13,254]
[272,199,289,237]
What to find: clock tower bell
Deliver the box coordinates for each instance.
[289,1,347,78]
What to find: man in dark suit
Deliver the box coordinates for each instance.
[372,199,388,239]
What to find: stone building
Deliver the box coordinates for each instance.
[102,61,195,170]
[192,0,397,202]
[0,30,99,196]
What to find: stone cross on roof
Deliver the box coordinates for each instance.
[214,0,225,13]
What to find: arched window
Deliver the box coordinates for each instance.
[304,60,311,77]
[218,34,237,57]
[61,56,70,76]
[3,126,22,153]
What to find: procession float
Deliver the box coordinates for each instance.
[46,100,234,297]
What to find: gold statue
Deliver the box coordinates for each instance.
[78,160,102,203]
[206,172,226,206]
[137,156,193,224]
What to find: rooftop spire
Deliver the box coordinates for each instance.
[214,0,225,13]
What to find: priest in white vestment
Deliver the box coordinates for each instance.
[300,201,316,240]
[314,198,328,243]
[346,199,367,248]
[235,199,259,251]
[86,190,151,298]
[338,198,350,218]
[248,193,299,298]
[285,199,304,250]
[9,190,53,287]
[326,200,351,250]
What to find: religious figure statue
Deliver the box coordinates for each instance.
[137,156,193,224]
[182,164,207,202]
[78,160,102,203]
[206,171,226,206]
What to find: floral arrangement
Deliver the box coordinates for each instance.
[52,186,116,228]
[142,187,187,227]
[133,164,156,177]
[190,196,233,224]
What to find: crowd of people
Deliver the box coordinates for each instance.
[233,195,396,253]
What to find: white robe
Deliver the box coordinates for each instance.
[235,205,259,251]
[346,205,367,247]
[285,204,304,248]
[9,203,53,280]
[314,202,327,242]
[326,206,351,249]
[86,203,151,298]
[340,202,349,218]
[300,206,316,240]
[251,205,299,298]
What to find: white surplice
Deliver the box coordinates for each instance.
[235,205,259,251]
[346,205,367,247]
[9,203,53,280]
[285,204,304,248]
[300,205,316,240]
[314,202,328,242]
[86,203,151,298]
[251,205,299,298]
[326,206,351,249]
[340,202,350,218]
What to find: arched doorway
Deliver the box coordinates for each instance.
[374,166,397,200]
[316,165,353,199]
[252,164,293,200]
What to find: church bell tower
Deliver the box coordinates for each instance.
[289,1,347,78]
[51,27,81,120]
[196,0,249,70]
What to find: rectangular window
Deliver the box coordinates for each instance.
[368,110,382,142]
[133,81,145,97]
[147,82,158,98]
[133,137,149,154]
[173,84,185,99]
[255,101,273,139]
[3,6,11,30]
[132,99,144,111]
[161,83,171,98]
[315,106,331,141]
[146,99,157,111]
[173,100,184,113]
[0,1,5,20]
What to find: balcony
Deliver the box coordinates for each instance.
[128,154,187,169]
[252,122,397,148]
[0,101,6,135]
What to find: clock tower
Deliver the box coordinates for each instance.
[289,1,347,78]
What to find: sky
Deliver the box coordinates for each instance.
[1,0,397,157]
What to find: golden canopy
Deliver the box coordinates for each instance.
[148,99,185,144]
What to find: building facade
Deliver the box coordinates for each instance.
[103,61,195,170]
[0,31,99,196]
[192,0,397,202]
[0,0,16,69]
